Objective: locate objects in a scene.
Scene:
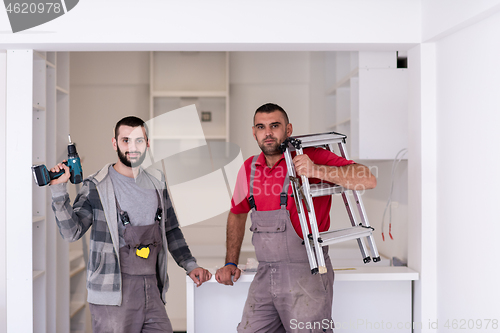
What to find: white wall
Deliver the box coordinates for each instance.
[435,10,500,324]
[0,51,7,333]
[407,43,438,332]
[422,0,500,41]
[360,160,408,263]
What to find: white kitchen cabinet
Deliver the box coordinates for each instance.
[326,52,408,160]
[149,52,230,144]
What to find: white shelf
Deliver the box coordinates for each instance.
[152,90,227,98]
[70,264,86,278]
[56,86,69,94]
[31,50,80,332]
[34,51,46,60]
[326,67,359,95]
[32,215,45,223]
[204,135,227,140]
[33,104,46,111]
[69,251,84,263]
[70,301,86,318]
[328,118,351,129]
[33,270,45,280]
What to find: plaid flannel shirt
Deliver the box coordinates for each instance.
[50,163,199,306]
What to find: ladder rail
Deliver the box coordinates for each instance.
[292,131,347,148]
[296,147,327,274]
[283,148,319,273]
[327,143,371,263]
[353,191,381,261]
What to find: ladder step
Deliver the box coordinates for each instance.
[319,226,373,246]
[309,183,345,197]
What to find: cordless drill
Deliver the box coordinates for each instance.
[32,135,83,186]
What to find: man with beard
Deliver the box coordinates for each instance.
[49,116,211,333]
[215,103,376,332]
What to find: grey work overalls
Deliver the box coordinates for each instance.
[89,192,173,333]
[238,156,334,333]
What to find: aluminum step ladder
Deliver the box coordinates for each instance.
[279,131,381,275]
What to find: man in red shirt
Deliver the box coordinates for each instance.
[216,103,376,332]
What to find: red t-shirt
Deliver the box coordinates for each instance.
[230,147,354,239]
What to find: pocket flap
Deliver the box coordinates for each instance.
[249,210,287,233]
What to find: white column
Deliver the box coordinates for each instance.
[0,50,8,333]
[5,49,33,333]
[407,43,438,332]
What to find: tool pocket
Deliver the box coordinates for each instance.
[249,211,286,233]
[250,209,287,262]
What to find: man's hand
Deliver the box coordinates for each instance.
[215,264,241,286]
[293,155,317,178]
[188,267,212,287]
[49,160,71,185]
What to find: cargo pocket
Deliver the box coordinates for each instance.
[250,209,287,262]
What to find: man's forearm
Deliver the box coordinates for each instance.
[166,226,199,273]
[225,211,248,264]
[51,182,93,242]
[315,163,377,190]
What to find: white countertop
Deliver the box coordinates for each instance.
[198,266,418,285]
[332,266,419,281]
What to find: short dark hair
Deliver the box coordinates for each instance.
[114,116,149,140]
[254,103,289,125]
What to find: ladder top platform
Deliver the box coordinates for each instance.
[285,132,347,149]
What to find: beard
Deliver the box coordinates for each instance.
[258,135,284,156]
[117,145,147,168]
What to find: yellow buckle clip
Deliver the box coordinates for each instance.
[136,246,150,259]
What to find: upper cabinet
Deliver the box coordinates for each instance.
[326,52,408,160]
[149,52,229,142]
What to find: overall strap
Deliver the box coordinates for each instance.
[115,186,162,226]
[248,155,259,210]
[280,171,289,208]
